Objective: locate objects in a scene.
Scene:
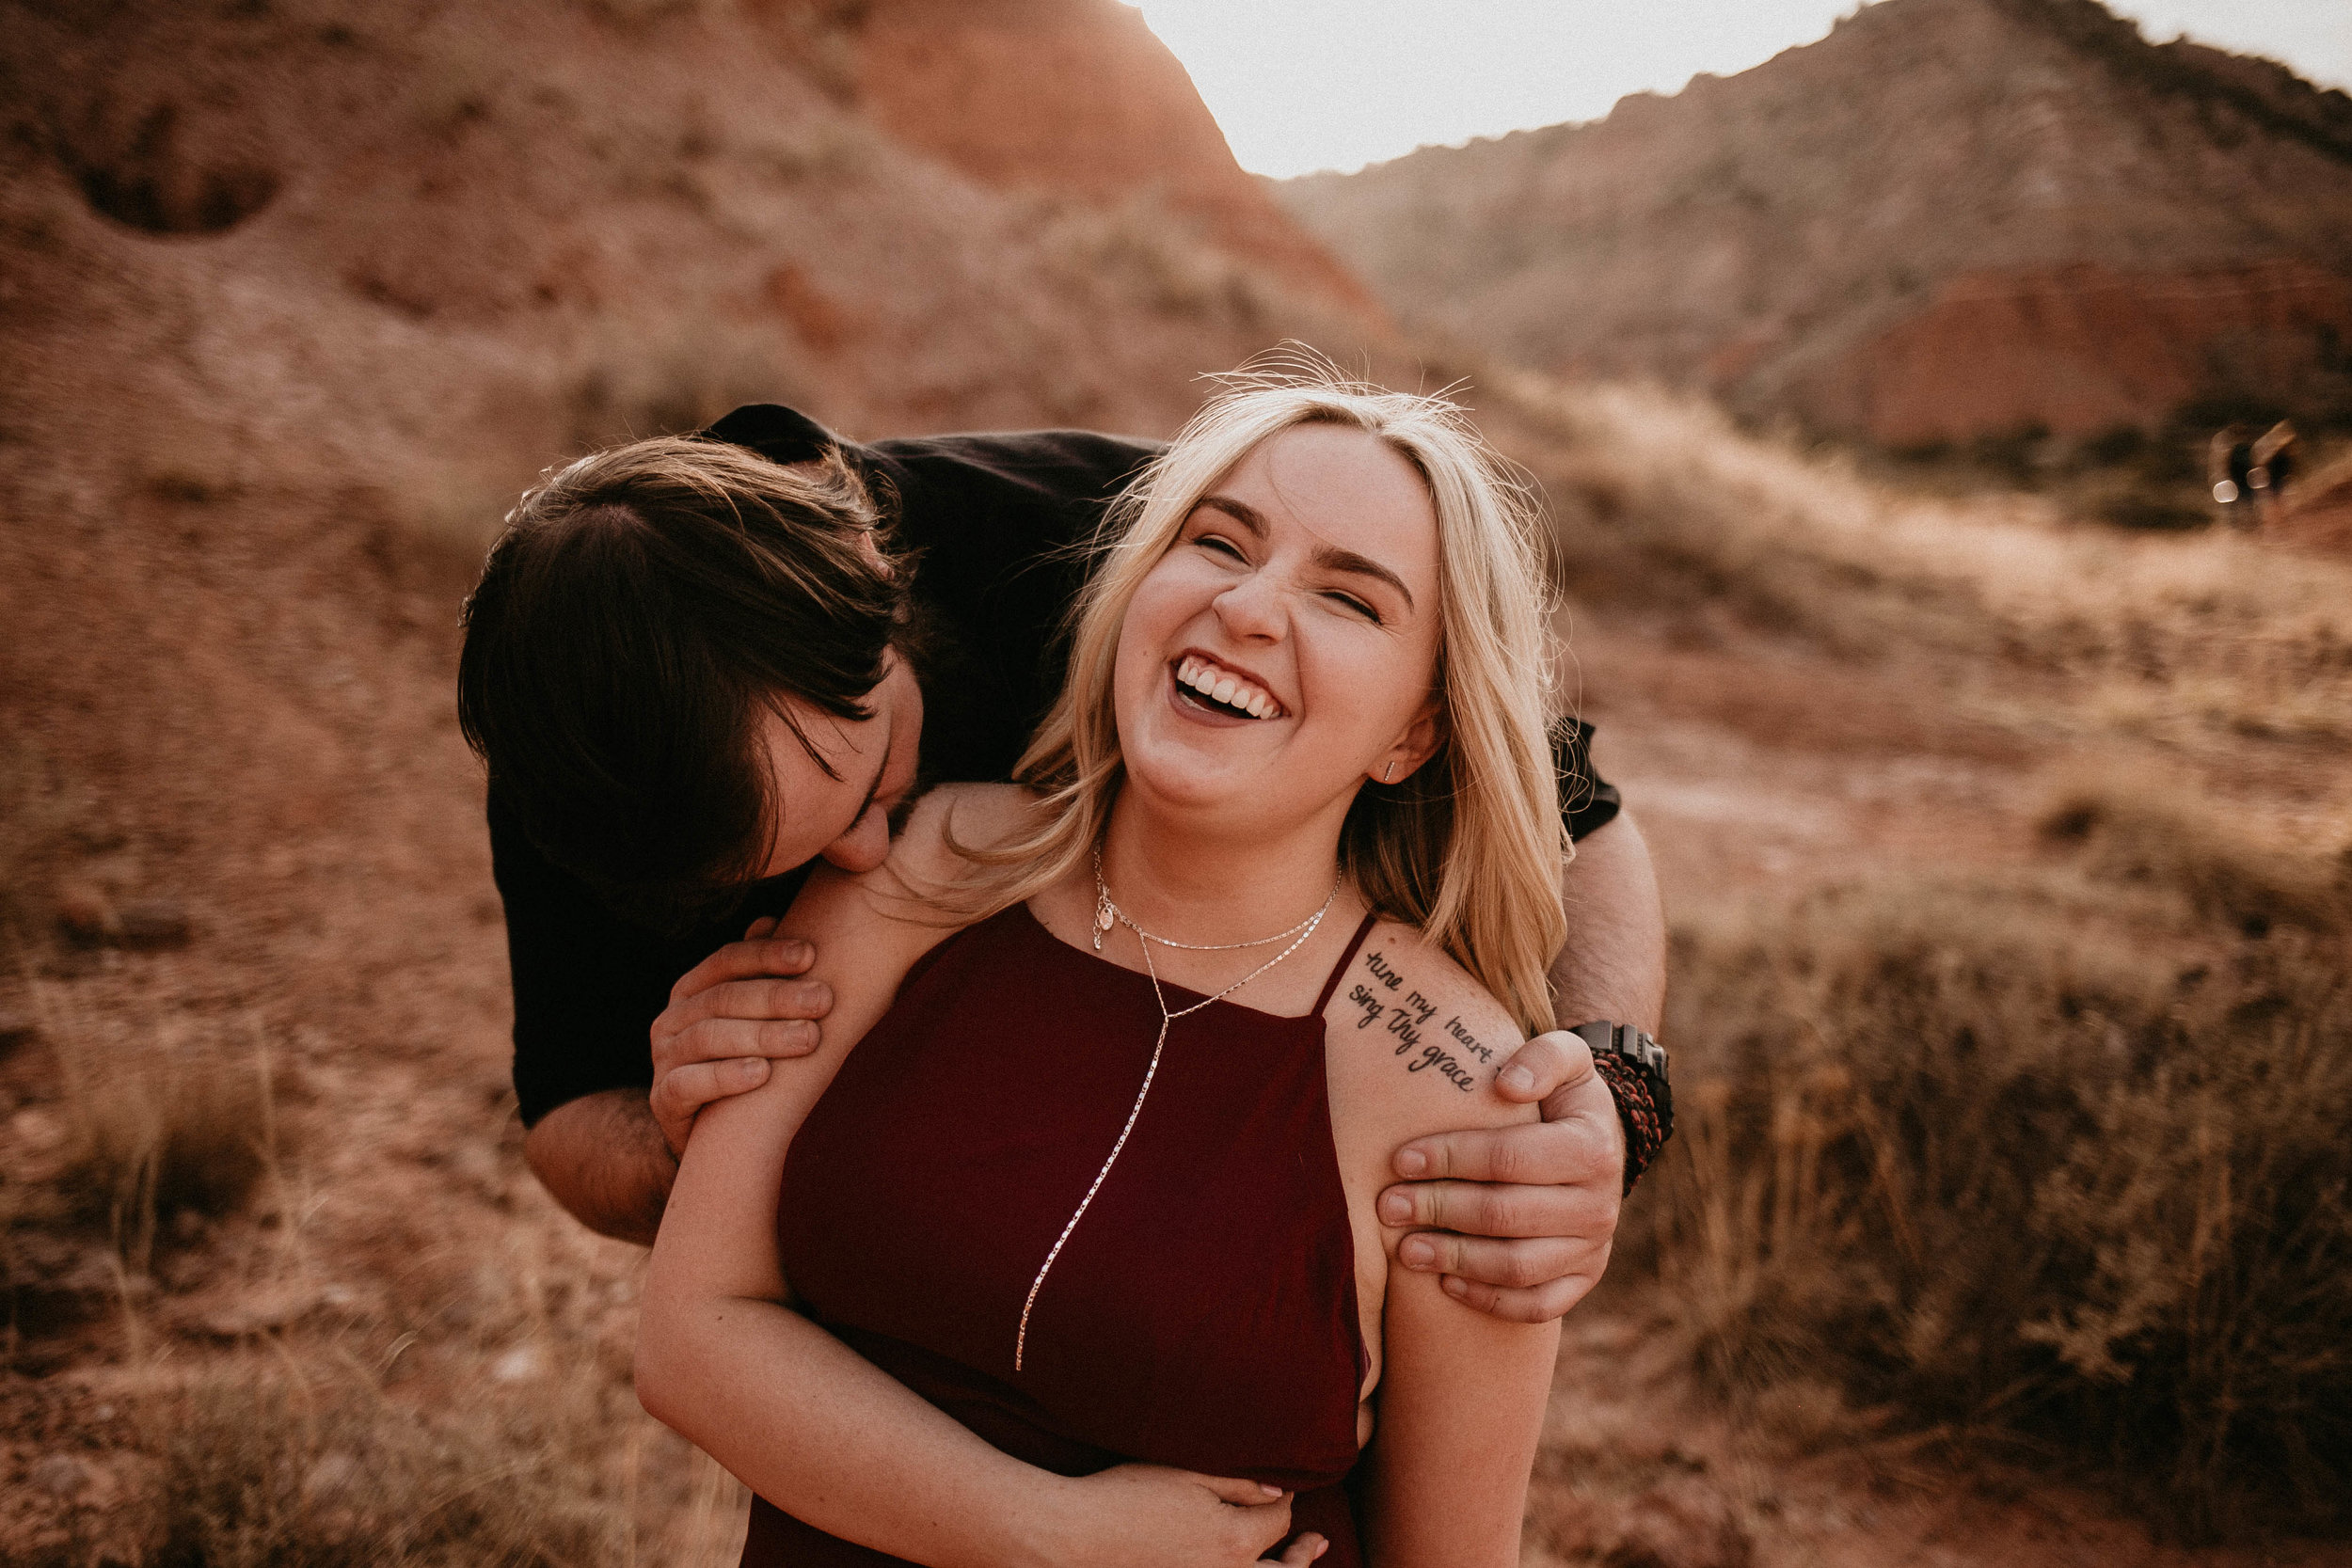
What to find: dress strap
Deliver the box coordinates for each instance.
[1310,911,1382,1016]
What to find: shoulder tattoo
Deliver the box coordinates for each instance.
[1337,944,1496,1095]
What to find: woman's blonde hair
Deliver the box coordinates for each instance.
[951,361,1569,1034]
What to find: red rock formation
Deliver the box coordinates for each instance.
[849,0,1385,326]
[1279,0,2352,440]
[1808,260,2352,443]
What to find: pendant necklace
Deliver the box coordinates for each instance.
[1012,847,1340,1372]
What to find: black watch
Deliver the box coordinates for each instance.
[1570,1020,1675,1152]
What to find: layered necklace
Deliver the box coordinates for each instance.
[1011,847,1342,1372]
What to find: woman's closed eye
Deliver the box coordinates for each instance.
[1190,529,1386,623]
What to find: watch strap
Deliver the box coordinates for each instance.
[1571,1021,1674,1194]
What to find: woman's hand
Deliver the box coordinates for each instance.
[1047,1464,1326,1566]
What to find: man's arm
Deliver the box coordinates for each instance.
[524,919,834,1243]
[1376,810,1668,1323]
[1547,807,1667,1033]
[525,1090,675,1246]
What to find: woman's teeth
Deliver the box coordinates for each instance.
[1177,657,1281,720]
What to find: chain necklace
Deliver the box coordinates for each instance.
[1011,848,1341,1373]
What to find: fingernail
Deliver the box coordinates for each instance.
[1400,1236,1436,1269]
[1394,1147,1427,1177]
[1260,1481,1283,1498]
[736,1057,770,1083]
[1314,1540,1330,1560]
[1442,1275,1470,1299]
[1378,1191,1412,1226]
[1501,1064,1536,1093]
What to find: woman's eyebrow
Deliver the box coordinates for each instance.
[1195,494,1266,537]
[1194,495,1415,610]
[1313,545,1414,610]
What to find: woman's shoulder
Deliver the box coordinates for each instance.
[1322,914,1534,1135]
[881,783,1041,889]
[787,784,1041,1002]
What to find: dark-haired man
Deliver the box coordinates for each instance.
[463,404,1668,1325]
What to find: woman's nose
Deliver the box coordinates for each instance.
[1212,571,1285,642]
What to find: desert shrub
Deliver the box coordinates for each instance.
[73,1044,273,1259]
[141,1357,616,1568]
[2081,426,2149,467]
[2036,771,2349,935]
[18,1005,279,1269]
[1645,845,2351,1533]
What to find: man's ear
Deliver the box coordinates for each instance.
[1375,699,1446,785]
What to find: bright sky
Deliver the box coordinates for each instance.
[1134,0,2352,179]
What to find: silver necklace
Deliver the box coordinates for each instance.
[1012,850,1341,1372]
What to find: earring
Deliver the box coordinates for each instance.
[1382,761,1396,784]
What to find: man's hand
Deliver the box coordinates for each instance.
[648,915,834,1154]
[1377,1030,1625,1323]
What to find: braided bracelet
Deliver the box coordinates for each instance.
[1590,1049,1667,1194]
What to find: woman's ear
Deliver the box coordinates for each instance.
[1372,699,1446,785]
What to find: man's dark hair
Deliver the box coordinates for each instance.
[457,436,910,927]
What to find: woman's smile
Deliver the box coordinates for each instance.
[1169,651,1288,723]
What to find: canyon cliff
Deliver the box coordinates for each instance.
[1279,0,2352,442]
[0,0,1379,555]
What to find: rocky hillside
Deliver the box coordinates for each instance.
[1278,0,2352,443]
[0,0,1379,560]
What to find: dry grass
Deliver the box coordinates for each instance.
[1498,374,2352,747]
[135,1356,628,1568]
[1533,385,2352,1532]
[2036,767,2350,934]
[11,1277,748,1567]
[95,1205,755,1567]
[1,982,750,1566]
[1638,776,2352,1535]
[7,993,277,1271]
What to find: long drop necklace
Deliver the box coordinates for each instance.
[1010,847,1341,1372]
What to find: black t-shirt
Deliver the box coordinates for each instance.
[493,404,1623,1127]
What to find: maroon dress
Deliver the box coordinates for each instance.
[754,902,1382,1566]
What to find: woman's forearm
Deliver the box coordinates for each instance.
[1360,1268,1560,1565]
[635,1291,1083,1568]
